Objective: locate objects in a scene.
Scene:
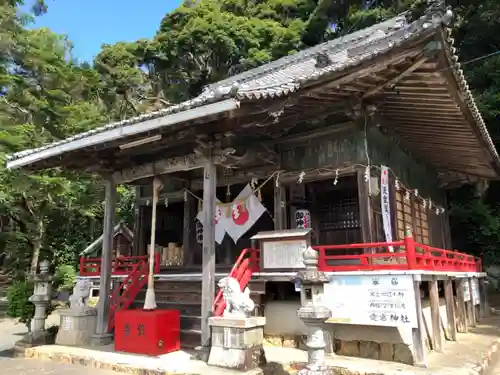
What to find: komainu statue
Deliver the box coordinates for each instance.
[69,279,92,310]
[218,276,255,318]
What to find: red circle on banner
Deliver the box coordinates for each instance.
[214,207,221,224]
[232,204,249,226]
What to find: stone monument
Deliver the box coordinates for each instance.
[294,247,332,375]
[55,279,97,346]
[208,276,266,371]
[16,260,54,349]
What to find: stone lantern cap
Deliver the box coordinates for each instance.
[294,246,328,284]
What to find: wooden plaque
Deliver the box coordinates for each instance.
[262,239,307,269]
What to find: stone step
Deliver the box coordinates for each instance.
[180,315,201,331]
[181,329,201,348]
[135,289,202,304]
[132,300,202,317]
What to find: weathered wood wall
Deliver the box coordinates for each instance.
[278,125,445,204]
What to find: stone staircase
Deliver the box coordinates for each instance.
[133,279,266,348]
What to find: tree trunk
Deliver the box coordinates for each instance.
[29,218,44,276]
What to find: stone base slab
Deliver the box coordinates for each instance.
[209,316,266,328]
[208,345,266,371]
[56,308,97,346]
[15,330,53,348]
[90,332,113,346]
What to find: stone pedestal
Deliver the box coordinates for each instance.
[55,308,97,346]
[208,316,267,372]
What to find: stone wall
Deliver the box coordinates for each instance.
[263,298,451,365]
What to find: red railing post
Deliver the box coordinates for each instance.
[404,226,417,270]
[79,257,85,275]
[154,252,161,273]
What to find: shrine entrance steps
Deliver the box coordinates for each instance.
[132,279,266,348]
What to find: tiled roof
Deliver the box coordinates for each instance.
[9,0,497,170]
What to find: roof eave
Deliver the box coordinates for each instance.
[6,98,240,170]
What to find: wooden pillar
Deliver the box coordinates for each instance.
[412,275,427,367]
[183,190,194,266]
[479,277,490,318]
[444,278,457,341]
[357,168,373,244]
[201,152,217,348]
[467,277,476,327]
[442,194,452,249]
[428,277,443,352]
[273,174,286,230]
[92,178,116,345]
[455,278,468,333]
[132,186,141,256]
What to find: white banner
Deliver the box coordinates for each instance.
[380,166,393,252]
[225,184,266,243]
[196,199,227,244]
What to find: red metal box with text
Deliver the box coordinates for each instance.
[114,309,180,356]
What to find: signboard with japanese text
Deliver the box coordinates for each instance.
[324,274,417,328]
[462,279,480,305]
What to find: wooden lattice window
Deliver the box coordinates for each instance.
[395,188,413,240]
[414,200,429,244]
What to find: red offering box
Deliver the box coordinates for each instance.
[114,309,180,356]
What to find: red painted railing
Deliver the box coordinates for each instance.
[108,259,149,332]
[314,233,481,272]
[212,248,260,317]
[79,253,160,276]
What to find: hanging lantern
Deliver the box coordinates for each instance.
[195,220,203,244]
[295,209,311,229]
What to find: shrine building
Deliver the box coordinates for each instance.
[5,1,497,367]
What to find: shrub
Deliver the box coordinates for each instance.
[54,264,76,292]
[7,280,35,331]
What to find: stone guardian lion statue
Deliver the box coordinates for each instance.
[69,279,92,310]
[218,276,255,318]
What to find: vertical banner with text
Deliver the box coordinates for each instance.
[380,165,393,252]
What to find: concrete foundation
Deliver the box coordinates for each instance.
[55,308,97,346]
[208,316,267,371]
[263,297,458,365]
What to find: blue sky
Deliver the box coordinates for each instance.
[27,0,180,63]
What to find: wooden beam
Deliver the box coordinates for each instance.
[363,57,428,99]
[183,189,194,267]
[93,178,116,344]
[455,278,468,333]
[113,154,206,184]
[428,277,443,352]
[479,277,490,318]
[273,174,286,230]
[201,150,217,348]
[357,168,374,244]
[444,278,457,341]
[132,186,141,256]
[412,276,427,367]
[467,277,477,327]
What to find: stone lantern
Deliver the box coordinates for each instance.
[29,259,53,333]
[16,259,54,348]
[294,247,332,375]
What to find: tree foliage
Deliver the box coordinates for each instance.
[1,0,500,278]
